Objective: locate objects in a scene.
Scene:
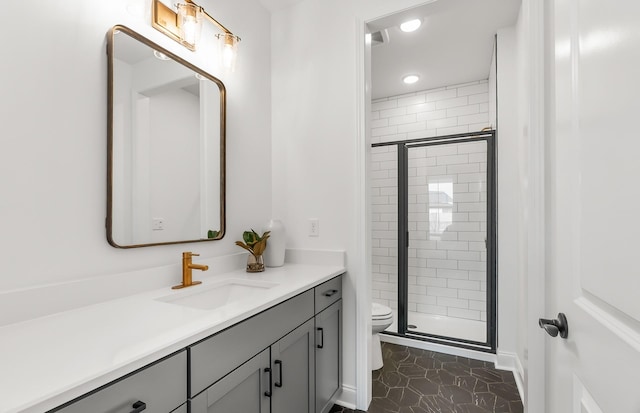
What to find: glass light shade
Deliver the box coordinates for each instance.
[218,33,240,71]
[177,3,203,47]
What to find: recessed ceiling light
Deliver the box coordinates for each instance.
[403,75,420,84]
[400,19,422,33]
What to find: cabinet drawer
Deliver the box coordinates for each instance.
[314,275,342,313]
[189,290,314,397]
[52,350,187,413]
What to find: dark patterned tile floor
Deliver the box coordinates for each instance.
[331,342,523,413]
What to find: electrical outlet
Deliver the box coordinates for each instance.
[309,218,319,237]
[152,218,164,230]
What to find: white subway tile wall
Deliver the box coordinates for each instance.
[371,145,399,309]
[371,80,490,145]
[371,80,489,323]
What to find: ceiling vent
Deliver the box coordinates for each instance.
[370,29,389,47]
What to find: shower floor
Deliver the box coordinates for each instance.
[387,310,486,343]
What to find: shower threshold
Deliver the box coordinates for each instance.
[387,310,486,343]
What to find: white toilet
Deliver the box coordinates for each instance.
[371,302,394,370]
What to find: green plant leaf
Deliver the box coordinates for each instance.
[208,230,219,239]
[243,231,256,244]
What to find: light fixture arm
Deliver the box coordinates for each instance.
[184,0,238,39]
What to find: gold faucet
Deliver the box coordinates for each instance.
[172,252,208,289]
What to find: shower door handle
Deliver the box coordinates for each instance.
[539,313,568,339]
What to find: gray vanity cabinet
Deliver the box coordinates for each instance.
[49,275,343,413]
[314,287,343,413]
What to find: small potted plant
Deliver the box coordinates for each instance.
[236,229,270,272]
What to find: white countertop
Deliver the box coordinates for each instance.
[0,263,345,413]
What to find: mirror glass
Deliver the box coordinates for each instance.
[107,26,225,248]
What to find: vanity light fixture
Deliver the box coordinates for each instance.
[403,74,420,84]
[400,19,422,33]
[152,0,241,71]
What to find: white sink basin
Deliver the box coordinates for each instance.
[156,279,279,310]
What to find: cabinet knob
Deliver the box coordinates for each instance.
[130,401,146,413]
[323,289,338,297]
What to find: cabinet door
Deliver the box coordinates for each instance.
[315,300,342,413]
[190,349,270,413]
[271,319,315,413]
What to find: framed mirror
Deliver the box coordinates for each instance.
[106,25,225,248]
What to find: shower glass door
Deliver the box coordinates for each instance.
[371,131,496,351]
[404,136,493,348]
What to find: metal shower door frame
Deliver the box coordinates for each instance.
[373,130,497,353]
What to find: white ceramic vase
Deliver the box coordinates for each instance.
[263,219,285,267]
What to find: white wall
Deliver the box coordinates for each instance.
[496,26,521,363]
[494,5,529,397]
[515,3,532,392]
[270,0,441,407]
[0,0,271,292]
[489,42,497,129]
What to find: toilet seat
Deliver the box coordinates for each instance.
[372,303,392,320]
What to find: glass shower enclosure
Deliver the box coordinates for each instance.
[371,131,496,351]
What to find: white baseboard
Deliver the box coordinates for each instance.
[495,350,525,403]
[334,384,357,410]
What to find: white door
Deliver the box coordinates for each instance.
[545,0,640,411]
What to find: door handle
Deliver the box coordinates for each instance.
[539,313,569,339]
